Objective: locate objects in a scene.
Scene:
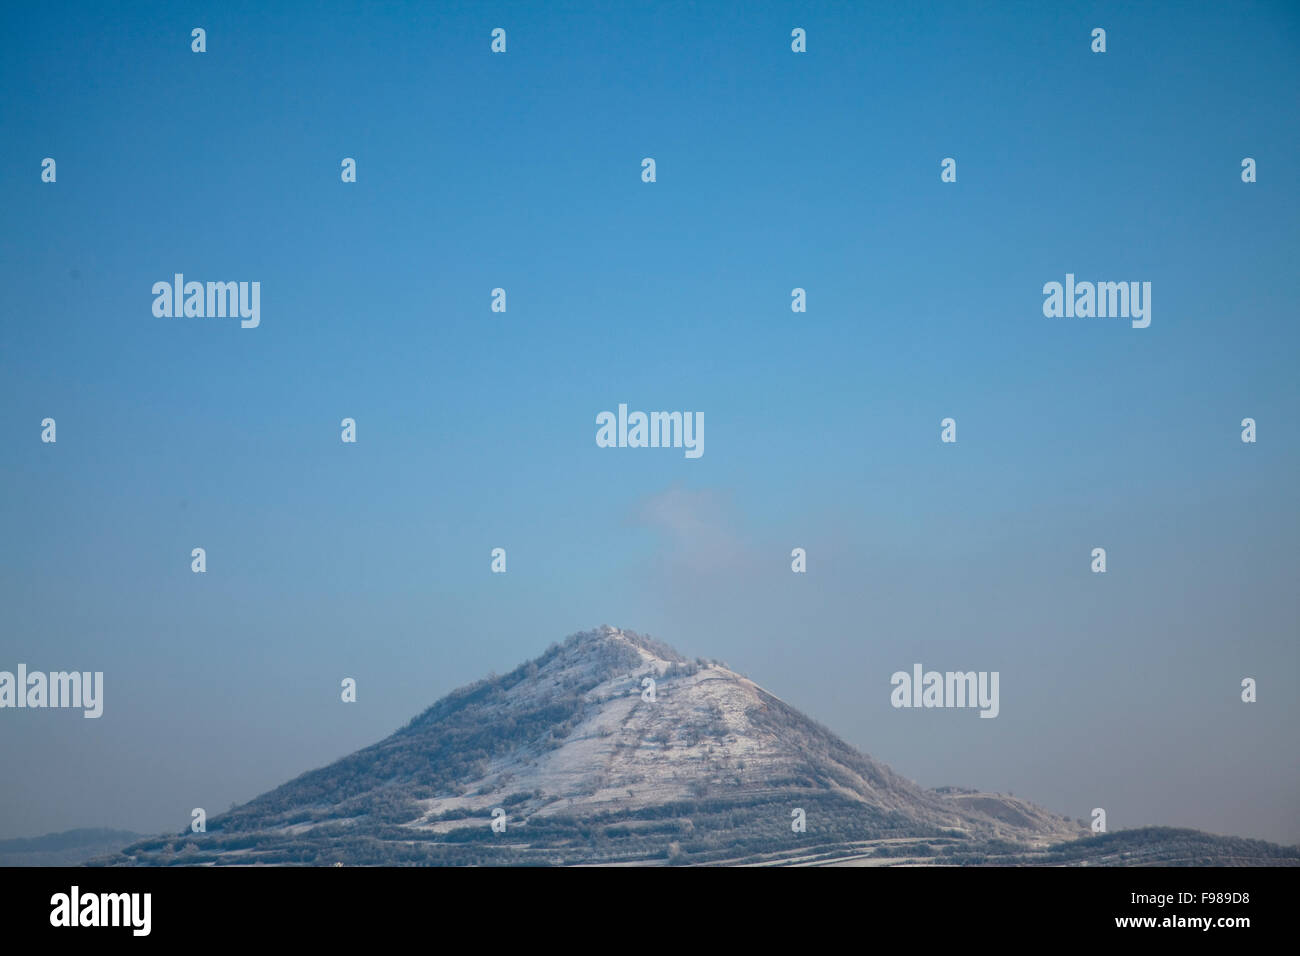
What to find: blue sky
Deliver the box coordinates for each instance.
[2,0,1298,844]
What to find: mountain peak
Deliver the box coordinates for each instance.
[568,625,690,665]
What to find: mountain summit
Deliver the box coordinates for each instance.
[102,628,1294,866]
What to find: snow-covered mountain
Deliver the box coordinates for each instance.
[100,628,1294,866]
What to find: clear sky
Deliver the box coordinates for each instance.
[2,0,1297,845]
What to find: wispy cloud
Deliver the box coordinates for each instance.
[630,484,752,574]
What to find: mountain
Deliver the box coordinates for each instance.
[0,828,145,866]
[99,627,1297,866]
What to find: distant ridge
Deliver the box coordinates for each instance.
[1,828,145,867]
